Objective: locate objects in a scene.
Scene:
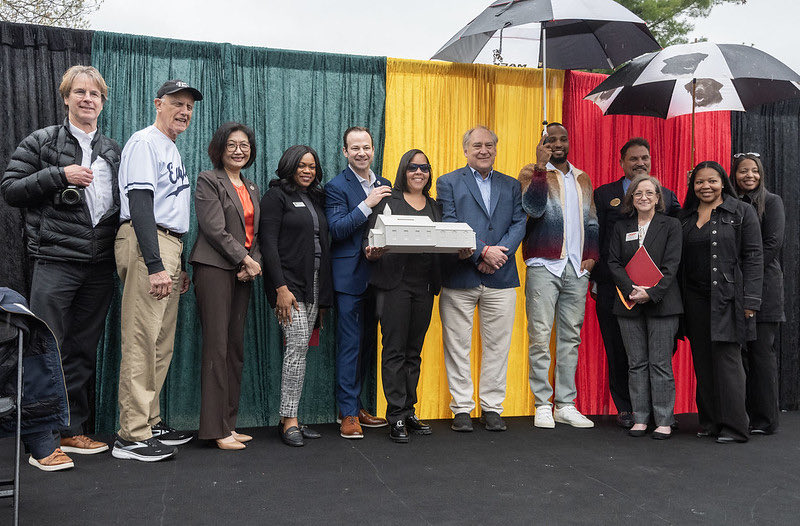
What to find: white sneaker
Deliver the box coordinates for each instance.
[534,405,555,428]
[554,405,595,428]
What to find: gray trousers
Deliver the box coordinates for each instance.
[617,315,679,427]
[526,264,588,407]
[279,273,319,418]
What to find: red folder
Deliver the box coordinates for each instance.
[616,245,663,310]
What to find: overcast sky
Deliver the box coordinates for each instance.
[88,0,799,73]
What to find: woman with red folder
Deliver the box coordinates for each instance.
[608,176,683,439]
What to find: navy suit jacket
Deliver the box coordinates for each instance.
[436,165,526,289]
[324,166,391,295]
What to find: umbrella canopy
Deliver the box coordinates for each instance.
[431,0,660,70]
[584,42,800,119]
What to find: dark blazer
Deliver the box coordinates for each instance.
[324,167,392,296]
[189,169,262,270]
[365,190,443,294]
[259,183,334,309]
[747,191,785,322]
[593,176,681,285]
[436,165,526,289]
[679,194,763,345]
[607,213,683,317]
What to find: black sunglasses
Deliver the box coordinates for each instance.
[733,152,760,158]
[407,163,431,173]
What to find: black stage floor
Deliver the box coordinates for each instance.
[2,412,799,525]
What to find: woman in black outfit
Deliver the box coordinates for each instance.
[679,161,763,444]
[259,145,333,447]
[608,176,683,439]
[731,153,785,435]
[364,149,472,443]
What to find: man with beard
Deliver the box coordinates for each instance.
[519,123,599,429]
[592,138,681,428]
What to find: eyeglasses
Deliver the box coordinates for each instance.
[733,152,760,158]
[226,142,251,152]
[633,190,657,199]
[407,163,431,173]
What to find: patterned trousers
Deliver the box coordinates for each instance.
[279,273,319,418]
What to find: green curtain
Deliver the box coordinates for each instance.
[91,31,386,433]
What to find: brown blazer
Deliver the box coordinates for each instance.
[189,169,262,270]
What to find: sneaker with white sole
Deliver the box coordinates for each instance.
[151,421,193,445]
[112,436,177,462]
[28,448,74,472]
[554,405,595,428]
[534,406,555,428]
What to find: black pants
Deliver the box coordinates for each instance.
[595,282,632,413]
[29,259,115,437]
[683,288,748,441]
[744,322,780,433]
[376,283,434,425]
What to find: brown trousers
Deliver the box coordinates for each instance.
[194,263,252,439]
[115,222,183,441]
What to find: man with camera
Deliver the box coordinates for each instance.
[1,65,121,469]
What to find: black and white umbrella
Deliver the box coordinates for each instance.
[432,0,660,122]
[584,42,800,166]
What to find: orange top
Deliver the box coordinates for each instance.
[234,183,255,249]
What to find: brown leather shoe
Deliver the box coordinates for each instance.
[60,434,109,455]
[231,431,253,443]
[340,415,364,439]
[28,448,74,471]
[357,409,387,428]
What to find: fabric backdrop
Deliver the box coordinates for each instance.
[0,22,93,294]
[379,58,565,419]
[91,31,386,432]
[732,101,800,410]
[563,70,733,414]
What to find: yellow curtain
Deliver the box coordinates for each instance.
[377,58,564,420]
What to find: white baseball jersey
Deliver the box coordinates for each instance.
[118,125,191,233]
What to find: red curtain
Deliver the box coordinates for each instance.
[564,70,733,415]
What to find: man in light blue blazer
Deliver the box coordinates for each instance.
[436,125,526,433]
[325,127,392,439]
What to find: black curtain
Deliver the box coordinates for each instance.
[0,22,93,294]
[732,101,800,410]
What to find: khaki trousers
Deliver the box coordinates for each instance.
[115,222,183,441]
[439,285,516,415]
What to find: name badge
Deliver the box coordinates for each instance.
[292,201,306,208]
[625,231,639,242]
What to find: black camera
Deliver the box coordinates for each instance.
[53,185,85,207]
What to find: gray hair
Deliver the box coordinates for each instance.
[462,125,498,151]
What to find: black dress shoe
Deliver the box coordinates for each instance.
[652,431,672,440]
[480,411,507,431]
[628,428,647,437]
[451,412,473,432]
[390,421,410,443]
[716,435,747,444]
[299,425,321,439]
[279,425,304,447]
[406,415,432,435]
[616,412,634,429]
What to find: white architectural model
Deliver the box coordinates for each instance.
[368,205,475,253]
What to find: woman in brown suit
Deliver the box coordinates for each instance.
[189,122,262,450]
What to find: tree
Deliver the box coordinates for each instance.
[0,0,105,29]
[619,0,748,46]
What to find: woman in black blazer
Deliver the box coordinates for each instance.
[679,161,763,444]
[189,122,262,451]
[259,145,333,447]
[364,149,472,443]
[608,176,683,439]
[731,153,785,434]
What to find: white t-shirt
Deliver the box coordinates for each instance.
[118,125,191,233]
[68,121,114,227]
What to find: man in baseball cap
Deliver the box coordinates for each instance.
[111,79,202,461]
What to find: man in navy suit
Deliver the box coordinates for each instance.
[325,126,391,439]
[436,125,526,433]
[591,137,681,428]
